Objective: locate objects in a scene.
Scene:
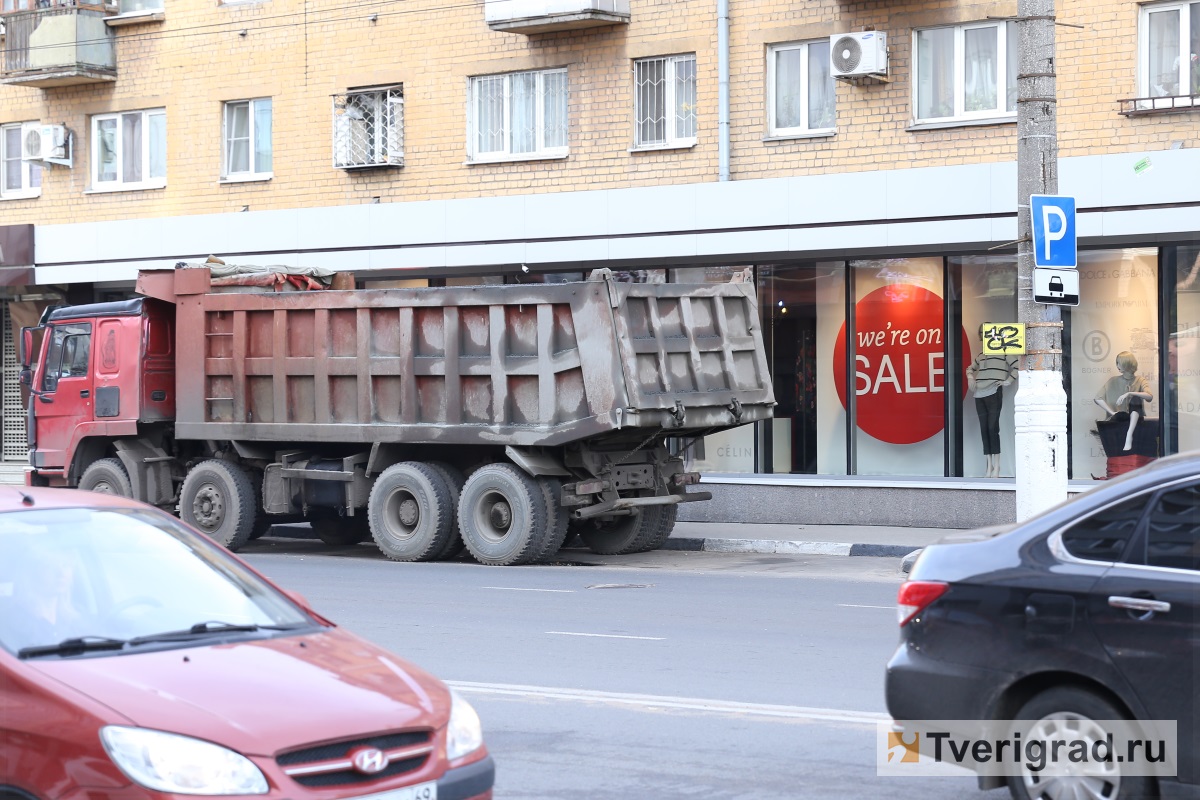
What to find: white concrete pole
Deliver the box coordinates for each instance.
[1014,0,1068,520]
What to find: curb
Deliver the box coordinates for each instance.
[662,537,922,558]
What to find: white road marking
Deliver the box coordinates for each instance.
[545,631,665,640]
[482,587,575,593]
[837,603,894,610]
[446,681,890,725]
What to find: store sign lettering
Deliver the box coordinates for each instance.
[834,285,969,445]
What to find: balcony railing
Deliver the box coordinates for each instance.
[484,0,630,34]
[1118,94,1200,116]
[1,4,116,87]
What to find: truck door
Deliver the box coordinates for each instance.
[33,323,94,470]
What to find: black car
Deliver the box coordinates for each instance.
[886,453,1199,800]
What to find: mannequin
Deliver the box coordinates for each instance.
[1094,351,1154,451]
[966,328,1018,478]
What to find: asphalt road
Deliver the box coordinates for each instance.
[240,538,982,800]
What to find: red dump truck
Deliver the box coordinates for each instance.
[18,266,774,565]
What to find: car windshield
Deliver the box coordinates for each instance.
[0,507,313,657]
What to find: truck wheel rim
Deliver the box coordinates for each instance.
[92,479,118,495]
[384,490,420,539]
[1020,713,1120,800]
[192,484,225,530]
[476,490,513,543]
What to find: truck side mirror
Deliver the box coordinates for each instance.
[20,327,34,368]
[19,368,31,387]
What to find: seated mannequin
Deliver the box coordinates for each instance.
[1094,351,1154,452]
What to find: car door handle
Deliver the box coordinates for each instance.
[1108,596,1171,614]
[80,390,89,398]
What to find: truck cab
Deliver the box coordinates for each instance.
[20,299,176,491]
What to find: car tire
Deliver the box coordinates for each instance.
[426,462,467,561]
[533,476,570,563]
[458,463,547,566]
[180,459,257,551]
[78,458,133,498]
[311,516,372,546]
[1007,687,1157,800]
[368,462,454,562]
[580,506,661,556]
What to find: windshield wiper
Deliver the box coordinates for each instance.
[129,621,306,645]
[19,636,129,659]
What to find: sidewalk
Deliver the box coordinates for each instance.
[664,521,952,558]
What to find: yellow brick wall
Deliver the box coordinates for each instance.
[0,0,1193,226]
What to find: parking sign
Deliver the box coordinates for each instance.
[1030,195,1077,268]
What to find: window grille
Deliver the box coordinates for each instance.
[634,54,696,147]
[333,87,404,169]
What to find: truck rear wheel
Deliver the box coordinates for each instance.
[180,460,257,551]
[634,504,678,552]
[368,462,454,562]
[458,463,547,566]
[580,506,663,555]
[533,477,570,563]
[79,458,133,498]
[426,462,467,561]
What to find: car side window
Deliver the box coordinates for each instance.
[1144,483,1200,572]
[1060,495,1148,562]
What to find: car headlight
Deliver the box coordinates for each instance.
[446,690,483,761]
[99,726,268,795]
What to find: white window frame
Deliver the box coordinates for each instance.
[467,68,568,163]
[912,21,1016,125]
[333,87,404,169]
[1138,1,1199,98]
[222,98,272,181]
[90,109,166,192]
[633,53,698,149]
[1,122,42,200]
[767,40,836,138]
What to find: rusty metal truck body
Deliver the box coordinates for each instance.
[21,267,774,565]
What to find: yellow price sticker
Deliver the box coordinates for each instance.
[982,322,1025,355]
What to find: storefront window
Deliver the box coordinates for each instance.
[956,255,1019,478]
[1167,244,1200,453]
[1070,248,1160,480]
[840,258,961,476]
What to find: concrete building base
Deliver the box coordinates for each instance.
[679,479,1093,529]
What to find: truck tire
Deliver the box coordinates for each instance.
[180,460,257,551]
[78,458,133,498]
[634,504,678,553]
[311,516,371,546]
[368,462,454,562]
[580,506,662,555]
[426,462,466,560]
[533,476,570,563]
[458,463,548,566]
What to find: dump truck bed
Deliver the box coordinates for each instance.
[144,268,775,446]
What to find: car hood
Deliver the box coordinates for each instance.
[27,627,449,757]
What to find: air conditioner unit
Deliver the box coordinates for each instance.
[830,31,888,79]
[22,123,68,161]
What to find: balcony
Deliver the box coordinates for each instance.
[1118,94,1200,117]
[485,0,629,34]
[1,3,116,88]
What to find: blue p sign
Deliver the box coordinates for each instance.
[1030,195,1077,268]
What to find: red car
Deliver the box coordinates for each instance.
[0,486,494,800]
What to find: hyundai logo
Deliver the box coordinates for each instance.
[350,747,388,774]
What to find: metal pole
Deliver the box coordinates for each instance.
[1014,0,1067,519]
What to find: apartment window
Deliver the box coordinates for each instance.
[913,22,1017,123]
[634,54,697,147]
[333,87,404,169]
[223,98,272,180]
[768,41,835,136]
[1,123,42,199]
[1140,2,1200,97]
[91,109,166,190]
[469,69,567,161]
[117,0,163,13]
